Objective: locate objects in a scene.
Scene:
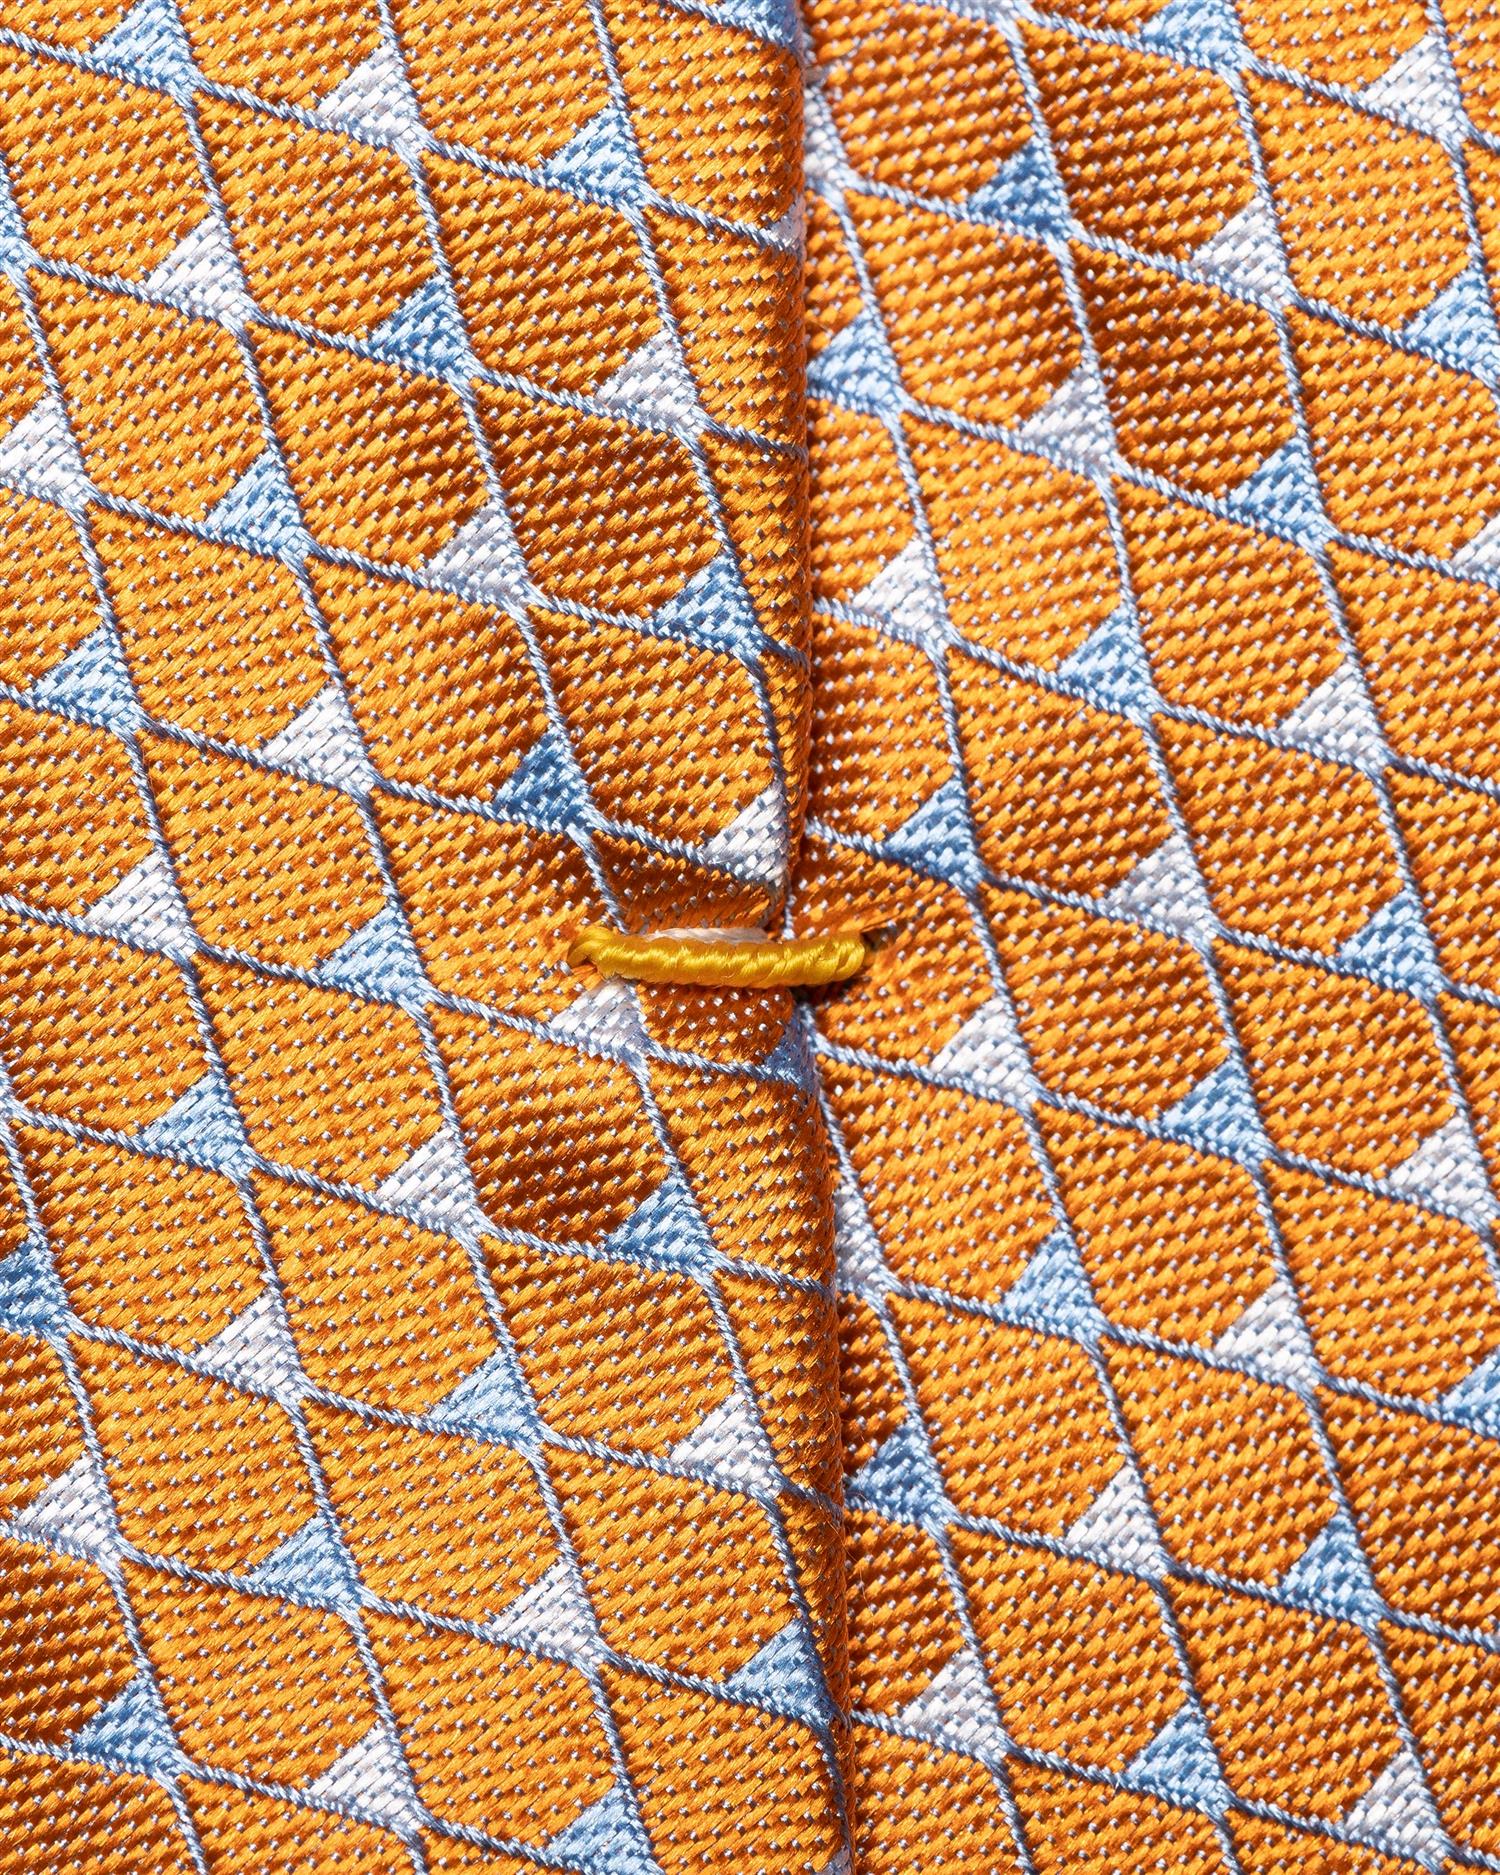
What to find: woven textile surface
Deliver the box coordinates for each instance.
[1,0,1499,1869]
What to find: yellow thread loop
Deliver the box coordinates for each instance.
[567,927,869,989]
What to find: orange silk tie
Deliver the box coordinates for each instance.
[2,1,1499,1871]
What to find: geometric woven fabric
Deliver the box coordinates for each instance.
[799,2,1500,1869]
[0,6,841,1870]
[1,0,1499,1870]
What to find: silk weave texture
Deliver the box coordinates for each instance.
[2,0,1500,1870]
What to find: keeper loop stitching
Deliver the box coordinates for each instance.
[566,926,872,989]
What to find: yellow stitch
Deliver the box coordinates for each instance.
[566,926,870,990]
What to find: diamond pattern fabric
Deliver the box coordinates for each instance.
[0,0,1498,1871]
[798,1,1500,1868]
[0,6,844,1871]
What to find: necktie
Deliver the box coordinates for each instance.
[1,2,1498,1872]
